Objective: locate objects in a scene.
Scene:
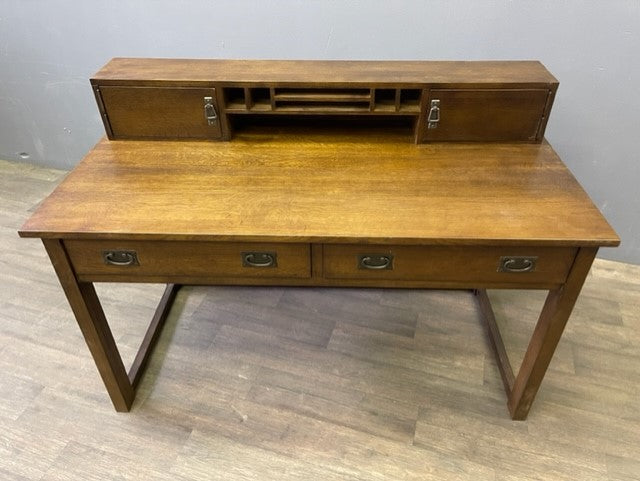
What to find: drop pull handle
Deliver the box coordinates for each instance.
[242,252,277,268]
[498,256,538,273]
[358,254,394,270]
[427,99,440,129]
[103,250,139,266]
[204,96,218,125]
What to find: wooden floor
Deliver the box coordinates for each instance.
[1,158,639,480]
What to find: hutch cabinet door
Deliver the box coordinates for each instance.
[97,86,223,140]
[423,89,550,142]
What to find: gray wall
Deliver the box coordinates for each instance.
[1,1,638,264]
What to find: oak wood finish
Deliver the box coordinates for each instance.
[19,137,618,247]
[41,239,134,412]
[127,283,179,389]
[62,273,576,290]
[474,248,603,419]
[64,239,574,288]
[64,240,311,279]
[92,58,558,86]
[40,239,182,412]
[272,88,372,102]
[97,86,223,140]
[39,242,184,411]
[420,89,549,142]
[475,288,515,393]
[18,60,621,420]
[323,244,576,285]
[90,59,559,143]
[4,158,639,478]
[20,133,619,418]
[508,247,599,419]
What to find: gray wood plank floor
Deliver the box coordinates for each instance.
[1,158,639,480]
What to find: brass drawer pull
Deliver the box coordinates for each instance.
[242,252,277,268]
[358,254,394,270]
[103,250,139,266]
[498,256,537,273]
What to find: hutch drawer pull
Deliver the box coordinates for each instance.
[427,99,440,129]
[358,254,394,270]
[242,252,277,268]
[204,96,218,125]
[498,256,538,273]
[102,250,139,266]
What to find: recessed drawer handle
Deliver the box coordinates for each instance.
[358,254,393,270]
[103,250,139,266]
[498,256,537,273]
[242,252,277,268]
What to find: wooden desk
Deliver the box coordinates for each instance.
[20,126,619,419]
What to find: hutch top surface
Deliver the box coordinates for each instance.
[91,58,559,86]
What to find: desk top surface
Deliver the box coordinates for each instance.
[20,130,619,247]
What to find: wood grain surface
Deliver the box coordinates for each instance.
[422,88,549,142]
[65,240,311,279]
[3,159,639,480]
[91,58,559,87]
[98,86,222,140]
[19,134,619,247]
[322,244,576,284]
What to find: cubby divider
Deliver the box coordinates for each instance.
[223,86,423,115]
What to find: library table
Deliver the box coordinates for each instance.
[19,127,619,419]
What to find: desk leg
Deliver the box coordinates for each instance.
[43,239,134,411]
[42,239,178,412]
[477,247,598,420]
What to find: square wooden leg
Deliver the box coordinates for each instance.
[476,247,598,420]
[42,239,178,412]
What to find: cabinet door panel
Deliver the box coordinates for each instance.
[424,89,549,142]
[98,86,222,140]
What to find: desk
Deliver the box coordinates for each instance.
[19,126,619,420]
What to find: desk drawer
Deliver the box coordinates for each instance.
[323,245,576,285]
[65,240,310,279]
